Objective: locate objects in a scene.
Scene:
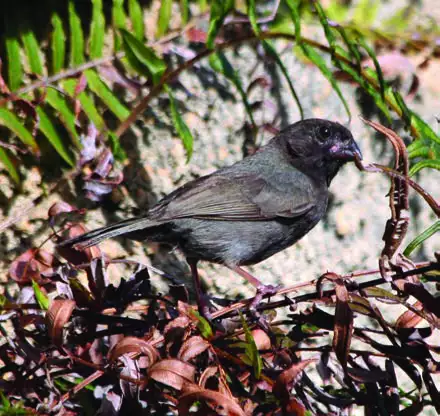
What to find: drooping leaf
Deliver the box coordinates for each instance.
[0,147,19,184]
[68,0,85,66]
[107,131,127,161]
[157,0,172,37]
[189,309,213,339]
[5,32,23,91]
[301,43,351,120]
[36,106,75,166]
[21,29,44,76]
[0,108,39,153]
[181,0,189,24]
[120,29,167,84]
[206,0,234,49]
[209,51,255,126]
[313,1,337,51]
[50,13,66,74]
[45,88,81,148]
[128,0,145,40]
[112,0,127,50]
[90,0,105,59]
[285,0,302,41]
[85,70,130,121]
[63,78,105,130]
[166,86,194,162]
[404,221,440,256]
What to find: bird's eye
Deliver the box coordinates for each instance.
[318,126,332,141]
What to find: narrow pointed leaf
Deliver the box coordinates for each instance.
[68,0,85,66]
[32,280,49,310]
[63,78,104,129]
[285,0,301,41]
[313,1,337,51]
[86,70,130,121]
[157,0,172,37]
[112,0,126,50]
[206,0,234,49]
[120,29,166,84]
[45,88,81,148]
[22,29,44,76]
[0,147,19,184]
[404,221,440,256]
[5,35,23,91]
[90,0,105,59]
[240,313,262,379]
[166,86,194,162]
[409,159,440,176]
[128,0,145,40]
[301,44,351,120]
[0,108,38,153]
[181,0,189,24]
[36,106,75,166]
[51,13,66,74]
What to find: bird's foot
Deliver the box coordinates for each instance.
[248,284,280,329]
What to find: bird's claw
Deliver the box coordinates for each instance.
[248,284,280,329]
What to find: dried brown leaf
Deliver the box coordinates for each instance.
[108,336,158,368]
[46,299,76,347]
[177,336,210,362]
[9,248,55,284]
[273,359,316,402]
[149,359,195,390]
[178,383,246,416]
[396,301,423,329]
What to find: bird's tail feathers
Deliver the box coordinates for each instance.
[58,217,161,250]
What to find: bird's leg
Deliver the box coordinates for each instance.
[230,266,280,318]
[187,258,212,320]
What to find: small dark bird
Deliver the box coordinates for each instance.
[59,119,361,316]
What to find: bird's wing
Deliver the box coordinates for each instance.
[148,171,318,221]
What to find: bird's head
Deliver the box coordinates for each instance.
[275,119,362,185]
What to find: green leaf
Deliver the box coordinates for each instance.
[90,0,105,59]
[240,313,262,379]
[0,147,19,184]
[51,13,66,74]
[353,0,380,27]
[0,108,39,153]
[189,309,213,339]
[206,0,234,49]
[357,36,385,99]
[129,0,145,40]
[262,40,304,119]
[409,159,440,176]
[68,0,85,66]
[36,106,75,166]
[313,1,337,51]
[285,0,302,41]
[247,0,259,34]
[404,221,440,256]
[63,78,105,130]
[181,0,189,24]
[45,88,81,148]
[85,70,130,121]
[301,44,351,120]
[410,113,440,147]
[166,86,194,162]
[157,0,172,37]
[120,29,166,84]
[32,280,49,310]
[209,52,256,126]
[5,35,23,91]
[112,0,127,50]
[108,131,127,161]
[21,29,44,76]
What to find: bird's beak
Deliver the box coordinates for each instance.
[329,140,362,161]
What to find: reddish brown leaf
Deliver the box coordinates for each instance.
[186,27,207,43]
[178,383,246,416]
[396,301,423,328]
[149,359,195,390]
[9,248,55,284]
[56,224,102,264]
[347,367,389,383]
[74,73,88,96]
[98,63,142,95]
[178,336,210,362]
[46,299,76,346]
[108,336,158,368]
[273,359,316,402]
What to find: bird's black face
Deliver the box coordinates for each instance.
[279,119,362,184]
